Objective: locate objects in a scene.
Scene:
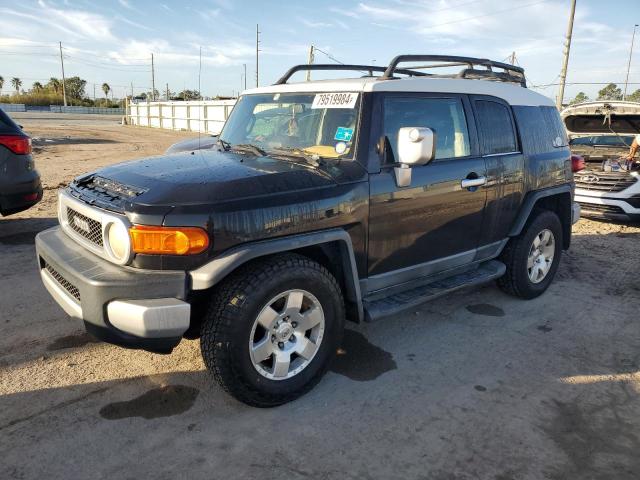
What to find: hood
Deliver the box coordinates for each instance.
[75,150,341,207]
[165,135,218,154]
[561,101,640,135]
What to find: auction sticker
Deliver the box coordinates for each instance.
[312,92,358,109]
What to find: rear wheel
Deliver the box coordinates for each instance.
[497,210,563,299]
[200,254,344,407]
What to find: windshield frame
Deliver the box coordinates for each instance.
[219,91,364,162]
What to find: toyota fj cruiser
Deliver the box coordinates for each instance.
[35,55,579,406]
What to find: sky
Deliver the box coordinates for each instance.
[1,0,639,102]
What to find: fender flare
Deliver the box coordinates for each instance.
[508,184,573,238]
[189,229,364,322]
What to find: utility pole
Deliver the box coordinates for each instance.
[556,0,577,110]
[151,53,156,101]
[93,83,96,101]
[166,83,170,100]
[243,63,247,90]
[509,51,516,65]
[59,41,67,107]
[623,24,639,100]
[306,45,315,81]
[256,24,260,88]
[130,82,133,99]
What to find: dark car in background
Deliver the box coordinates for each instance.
[0,108,42,216]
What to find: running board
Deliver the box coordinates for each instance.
[363,260,506,322]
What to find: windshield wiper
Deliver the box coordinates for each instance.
[268,147,322,167]
[217,138,231,151]
[231,143,267,156]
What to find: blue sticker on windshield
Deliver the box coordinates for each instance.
[334,127,354,142]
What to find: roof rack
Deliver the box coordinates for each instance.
[273,55,527,88]
[381,55,526,87]
[274,64,428,85]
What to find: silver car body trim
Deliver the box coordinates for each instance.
[40,268,83,319]
[58,189,133,265]
[107,298,190,338]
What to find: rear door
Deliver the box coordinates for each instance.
[367,93,488,289]
[470,97,524,247]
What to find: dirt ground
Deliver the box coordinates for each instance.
[1,113,639,480]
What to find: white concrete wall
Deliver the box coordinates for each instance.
[128,99,237,135]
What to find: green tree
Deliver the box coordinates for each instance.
[102,82,111,99]
[11,77,22,93]
[64,76,87,100]
[177,89,200,100]
[0,76,4,93]
[626,89,640,102]
[46,77,61,93]
[32,81,44,92]
[597,83,623,101]
[569,91,589,105]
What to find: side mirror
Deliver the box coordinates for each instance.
[394,127,436,187]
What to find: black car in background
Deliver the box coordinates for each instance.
[0,108,42,216]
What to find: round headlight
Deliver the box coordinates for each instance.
[107,221,130,263]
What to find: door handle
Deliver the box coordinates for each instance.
[461,176,487,189]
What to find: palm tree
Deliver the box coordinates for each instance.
[0,76,4,93]
[102,83,110,100]
[47,77,61,94]
[11,77,22,94]
[32,81,44,92]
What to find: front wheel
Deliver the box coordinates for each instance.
[200,254,345,407]
[497,210,563,299]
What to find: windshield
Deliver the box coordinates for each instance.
[569,135,634,147]
[219,92,361,159]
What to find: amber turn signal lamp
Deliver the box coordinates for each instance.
[130,225,209,255]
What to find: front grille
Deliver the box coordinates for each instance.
[575,171,638,192]
[44,262,81,302]
[578,202,626,215]
[66,207,103,246]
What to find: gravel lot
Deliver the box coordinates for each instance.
[1,113,639,480]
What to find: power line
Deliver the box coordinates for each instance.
[313,47,344,65]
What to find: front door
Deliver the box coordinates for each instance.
[367,93,487,290]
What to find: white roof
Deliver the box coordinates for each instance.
[243,77,554,108]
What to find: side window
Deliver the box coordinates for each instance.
[474,100,518,155]
[383,97,470,162]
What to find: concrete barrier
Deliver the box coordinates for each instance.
[128,99,236,135]
[0,103,26,112]
[49,105,125,115]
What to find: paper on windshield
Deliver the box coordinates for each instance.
[311,92,359,109]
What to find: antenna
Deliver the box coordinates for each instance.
[198,46,202,150]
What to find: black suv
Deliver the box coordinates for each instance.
[35,56,579,406]
[0,108,41,215]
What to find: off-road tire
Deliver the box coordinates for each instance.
[200,253,345,407]
[497,209,563,299]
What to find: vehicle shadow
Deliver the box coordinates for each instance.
[0,217,57,245]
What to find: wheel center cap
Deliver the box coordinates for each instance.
[276,323,293,341]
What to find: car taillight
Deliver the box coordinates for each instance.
[0,135,32,155]
[571,154,585,173]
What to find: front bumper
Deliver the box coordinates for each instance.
[575,193,640,222]
[36,226,191,353]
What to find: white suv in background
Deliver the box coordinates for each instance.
[562,101,640,222]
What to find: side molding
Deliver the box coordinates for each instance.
[508,184,572,237]
[189,229,364,322]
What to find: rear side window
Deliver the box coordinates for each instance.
[474,100,518,155]
[513,106,569,154]
[382,96,470,161]
[0,108,19,134]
